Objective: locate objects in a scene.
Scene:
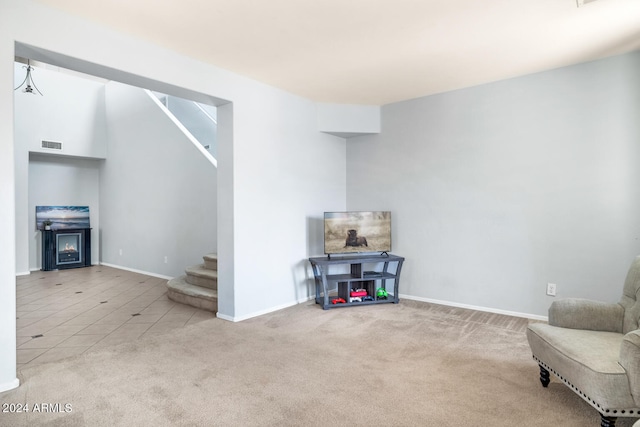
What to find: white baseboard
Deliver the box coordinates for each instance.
[220,294,547,322]
[297,295,315,304]
[16,271,31,276]
[218,290,549,322]
[399,294,548,321]
[99,263,173,281]
[291,290,547,321]
[0,378,20,393]
[215,312,234,322]
[217,299,302,322]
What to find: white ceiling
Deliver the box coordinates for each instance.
[34,0,640,105]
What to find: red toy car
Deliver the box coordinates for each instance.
[331,298,346,304]
[350,288,368,297]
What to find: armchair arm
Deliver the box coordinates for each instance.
[548,298,623,332]
[620,330,640,406]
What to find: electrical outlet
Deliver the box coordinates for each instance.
[546,283,557,296]
[119,249,122,256]
[164,256,168,264]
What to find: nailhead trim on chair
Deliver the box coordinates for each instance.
[533,355,640,417]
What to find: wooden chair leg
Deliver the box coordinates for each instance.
[538,364,550,387]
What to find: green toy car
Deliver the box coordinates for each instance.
[376,288,388,300]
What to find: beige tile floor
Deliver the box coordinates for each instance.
[16,265,214,369]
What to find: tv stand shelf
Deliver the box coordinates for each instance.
[308,254,405,310]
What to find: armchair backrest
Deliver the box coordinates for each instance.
[620,256,640,334]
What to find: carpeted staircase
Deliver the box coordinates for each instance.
[167,253,218,312]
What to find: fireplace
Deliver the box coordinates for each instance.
[42,228,91,271]
[57,232,82,264]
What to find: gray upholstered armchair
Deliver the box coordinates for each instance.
[527,256,640,427]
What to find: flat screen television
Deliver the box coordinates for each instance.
[324,211,391,255]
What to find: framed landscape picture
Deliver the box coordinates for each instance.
[36,206,90,230]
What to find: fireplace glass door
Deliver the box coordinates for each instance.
[57,233,82,265]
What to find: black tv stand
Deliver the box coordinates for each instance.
[308,254,405,310]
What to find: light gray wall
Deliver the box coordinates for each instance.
[28,154,101,269]
[13,63,107,158]
[15,62,218,277]
[14,62,107,274]
[101,81,217,277]
[347,52,640,318]
[0,0,345,390]
[317,103,380,137]
[228,94,346,319]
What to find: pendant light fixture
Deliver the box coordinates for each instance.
[14,60,43,95]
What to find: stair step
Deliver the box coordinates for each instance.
[203,253,217,270]
[185,264,217,290]
[167,276,217,312]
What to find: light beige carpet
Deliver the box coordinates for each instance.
[1,300,637,426]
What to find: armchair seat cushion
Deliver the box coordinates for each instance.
[527,323,637,411]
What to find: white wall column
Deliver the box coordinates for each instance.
[0,35,19,392]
